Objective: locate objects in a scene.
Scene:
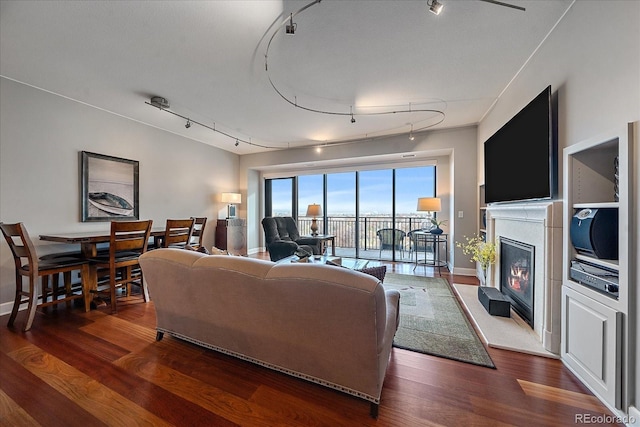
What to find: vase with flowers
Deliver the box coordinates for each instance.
[429,218,447,235]
[456,234,496,286]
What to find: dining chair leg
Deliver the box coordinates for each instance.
[81,263,95,313]
[7,271,22,328]
[24,276,39,331]
[63,271,73,309]
[109,272,118,314]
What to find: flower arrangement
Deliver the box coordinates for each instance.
[430,217,447,228]
[456,234,496,271]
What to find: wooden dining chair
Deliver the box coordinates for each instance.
[89,219,153,314]
[188,217,207,250]
[162,218,195,249]
[0,222,88,331]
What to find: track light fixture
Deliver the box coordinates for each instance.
[265,1,446,135]
[427,0,443,15]
[409,124,415,141]
[285,13,296,34]
[146,96,277,149]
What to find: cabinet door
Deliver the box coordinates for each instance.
[561,286,622,409]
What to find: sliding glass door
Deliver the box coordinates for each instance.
[265,164,435,261]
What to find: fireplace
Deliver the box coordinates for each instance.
[500,238,535,328]
[485,201,562,355]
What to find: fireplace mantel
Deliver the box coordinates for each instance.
[485,201,563,354]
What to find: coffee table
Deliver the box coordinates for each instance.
[277,254,368,270]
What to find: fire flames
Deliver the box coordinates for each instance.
[508,262,530,292]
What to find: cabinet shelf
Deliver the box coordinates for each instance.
[561,122,636,415]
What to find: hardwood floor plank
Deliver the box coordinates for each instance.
[518,379,609,413]
[6,344,172,427]
[0,254,625,426]
[0,389,41,427]
[115,352,310,426]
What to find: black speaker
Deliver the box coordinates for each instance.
[570,208,618,260]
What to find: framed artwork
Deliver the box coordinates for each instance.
[81,151,139,222]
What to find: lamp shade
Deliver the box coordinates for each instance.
[306,203,322,217]
[221,192,241,204]
[417,197,441,212]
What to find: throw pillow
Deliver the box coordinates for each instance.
[325,261,387,283]
[210,246,228,255]
[355,265,387,283]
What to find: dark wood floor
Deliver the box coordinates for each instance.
[0,253,623,426]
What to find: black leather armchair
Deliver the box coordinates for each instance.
[262,217,322,261]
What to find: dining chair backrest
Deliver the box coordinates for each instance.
[110,219,153,258]
[189,217,207,248]
[0,222,38,275]
[162,218,195,248]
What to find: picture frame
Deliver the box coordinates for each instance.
[81,151,139,222]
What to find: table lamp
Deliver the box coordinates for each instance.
[417,197,442,232]
[306,203,322,236]
[221,192,241,218]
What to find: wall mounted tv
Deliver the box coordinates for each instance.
[484,85,557,204]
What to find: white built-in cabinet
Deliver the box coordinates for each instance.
[561,122,637,416]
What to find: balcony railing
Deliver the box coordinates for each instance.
[297,215,435,260]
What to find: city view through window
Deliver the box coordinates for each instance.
[266,166,437,260]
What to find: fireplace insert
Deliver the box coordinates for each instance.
[500,238,535,327]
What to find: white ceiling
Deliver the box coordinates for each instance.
[0,0,573,155]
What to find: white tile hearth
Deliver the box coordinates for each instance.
[454,284,557,359]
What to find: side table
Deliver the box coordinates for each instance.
[413,232,449,276]
[302,234,336,256]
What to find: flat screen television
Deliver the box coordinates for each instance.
[484,85,557,204]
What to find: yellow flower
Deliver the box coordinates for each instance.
[456,234,496,271]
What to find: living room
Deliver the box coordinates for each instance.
[1,0,639,425]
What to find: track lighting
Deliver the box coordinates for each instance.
[145,96,276,149]
[428,0,443,15]
[285,13,296,34]
[350,106,356,123]
[409,124,415,141]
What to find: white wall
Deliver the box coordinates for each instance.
[240,125,479,274]
[477,0,640,419]
[0,77,240,309]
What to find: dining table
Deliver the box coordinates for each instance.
[39,227,166,312]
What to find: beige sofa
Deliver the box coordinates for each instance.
[138,248,400,417]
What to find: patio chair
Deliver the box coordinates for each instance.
[376,228,406,258]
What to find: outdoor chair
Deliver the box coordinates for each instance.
[376,228,406,258]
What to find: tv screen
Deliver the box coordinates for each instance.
[484,86,556,204]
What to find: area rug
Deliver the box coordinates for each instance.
[384,273,495,368]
